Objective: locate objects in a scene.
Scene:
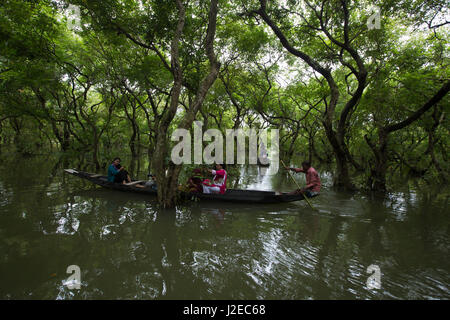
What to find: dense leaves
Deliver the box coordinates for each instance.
[0,0,448,204]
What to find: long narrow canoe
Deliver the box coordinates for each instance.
[64,169,307,204]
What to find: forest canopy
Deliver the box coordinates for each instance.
[0,0,448,206]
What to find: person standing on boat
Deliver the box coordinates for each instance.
[145,174,158,190]
[286,161,321,197]
[202,164,227,194]
[108,157,132,184]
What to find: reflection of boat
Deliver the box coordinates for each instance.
[64,169,307,204]
[257,158,270,167]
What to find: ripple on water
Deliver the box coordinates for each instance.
[1,159,449,300]
[382,268,450,299]
[0,182,13,208]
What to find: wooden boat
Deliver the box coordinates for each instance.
[64,169,308,204]
[257,159,270,167]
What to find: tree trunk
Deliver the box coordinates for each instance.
[129,155,138,178]
[152,0,187,208]
[308,135,313,164]
[62,122,70,151]
[286,136,296,163]
[334,150,354,189]
[371,153,388,192]
[365,80,450,191]
[152,0,220,208]
[365,131,388,191]
[129,131,137,159]
[92,129,100,170]
[0,119,3,154]
[10,118,24,153]
[124,102,139,159]
[254,0,368,191]
[323,120,355,190]
[428,132,446,183]
[426,108,447,183]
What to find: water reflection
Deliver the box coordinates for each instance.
[0,155,449,299]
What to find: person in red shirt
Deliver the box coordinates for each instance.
[202,163,227,194]
[286,161,321,197]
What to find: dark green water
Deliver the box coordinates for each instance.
[0,155,448,299]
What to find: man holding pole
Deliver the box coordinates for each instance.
[285,161,321,198]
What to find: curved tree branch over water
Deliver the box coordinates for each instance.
[0,0,448,204]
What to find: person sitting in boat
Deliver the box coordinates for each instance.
[107,157,132,184]
[145,174,158,191]
[186,168,204,193]
[285,161,321,197]
[202,163,227,194]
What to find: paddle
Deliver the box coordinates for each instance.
[280,160,317,211]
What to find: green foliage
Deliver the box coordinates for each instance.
[0,0,448,190]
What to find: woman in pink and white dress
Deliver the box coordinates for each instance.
[202,164,227,194]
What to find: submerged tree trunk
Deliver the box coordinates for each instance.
[10,118,24,152]
[0,118,4,154]
[62,122,71,151]
[92,128,100,170]
[365,131,388,191]
[426,107,447,183]
[124,101,139,159]
[334,148,355,189]
[323,119,356,190]
[365,80,449,191]
[153,0,220,208]
[152,0,186,208]
[308,134,313,164]
[253,0,365,191]
[428,132,446,183]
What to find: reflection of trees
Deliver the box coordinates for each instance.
[54,199,203,299]
[288,207,383,299]
[147,209,180,298]
[0,154,83,298]
[2,153,450,299]
[309,216,342,299]
[235,165,286,191]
